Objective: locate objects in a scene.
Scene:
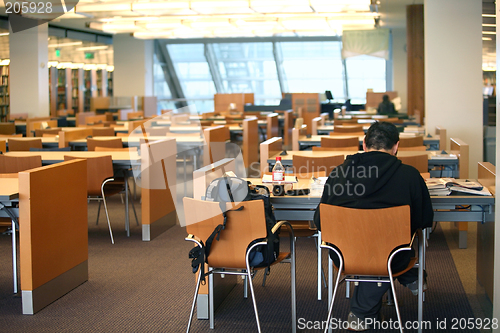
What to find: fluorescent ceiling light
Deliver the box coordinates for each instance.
[48,61,58,67]
[48,41,83,48]
[251,0,313,13]
[0,33,9,36]
[482,31,496,35]
[76,45,109,51]
[107,66,115,72]
[190,0,253,14]
[482,37,492,40]
[280,18,330,30]
[83,64,98,70]
[482,24,496,27]
[482,14,496,18]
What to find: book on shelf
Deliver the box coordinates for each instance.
[425,178,491,196]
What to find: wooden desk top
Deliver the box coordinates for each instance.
[69,135,203,147]
[0,177,19,201]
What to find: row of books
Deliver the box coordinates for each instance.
[425,178,491,196]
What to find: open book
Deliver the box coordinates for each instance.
[425,178,491,196]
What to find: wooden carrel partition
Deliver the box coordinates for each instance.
[26,117,53,137]
[243,118,258,173]
[260,137,282,175]
[58,128,93,148]
[203,125,230,166]
[140,138,177,241]
[19,159,88,314]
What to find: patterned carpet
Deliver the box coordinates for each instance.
[0,196,481,332]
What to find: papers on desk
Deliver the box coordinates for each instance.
[425,178,491,196]
[262,175,298,183]
[429,153,457,160]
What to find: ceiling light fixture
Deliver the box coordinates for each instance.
[76,45,110,51]
[48,41,83,48]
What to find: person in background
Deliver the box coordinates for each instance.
[377,94,396,115]
[313,121,433,331]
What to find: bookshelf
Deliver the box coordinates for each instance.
[107,70,113,97]
[49,67,57,116]
[84,69,97,111]
[71,68,84,114]
[0,65,8,122]
[97,69,108,97]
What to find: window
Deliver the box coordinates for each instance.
[345,55,386,104]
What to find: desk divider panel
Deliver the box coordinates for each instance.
[450,137,470,248]
[311,116,322,135]
[191,158,237,319]
[58,128,93,148]
[203,125,230,166]
[243,118,258,173]
[260,137,282,175]
[140,138,177,241]
[292,125,307,151]
[75,112,95,127]
[266,113,279,140]
[283,110,293,149]
[476,161,495,312]
[25,117,53,137]
[19,159,88,314]
[435,126,447,151]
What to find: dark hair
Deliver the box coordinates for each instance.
[365,121,399,150]
[382,94,390,102]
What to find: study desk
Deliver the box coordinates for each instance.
[267,150,459,177]
[248,177,495,301]
[298,134,441,151]
[4,151,140,237]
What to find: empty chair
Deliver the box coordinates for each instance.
[292,154,344,176]
[398,154,428,173]
[333,125,363,133]
[92,127,116,137]
[320,136,359,150]
[399,135,424,147]
[398,145,427,151]
[8,138,43,151]
[0,122,16,135]
[64,155,137,244]
[0,155,42,173]
[87,137,123,151]
[183,197,296,332]
[34,128,60,137]
[333,118,357,125]
[320,204,424,333]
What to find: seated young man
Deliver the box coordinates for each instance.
[313,121,433,331]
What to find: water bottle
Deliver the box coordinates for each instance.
[272,156,284,182]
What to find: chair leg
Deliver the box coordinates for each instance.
[128,186,139,226]
[101,188,115,244]
[325,260,343,333]
[96,200,102,225]
[262,267,268,287]
[389,278,404,333]
[186,266,203,333]
[317,230,322,300]
[209,270,215,329]
[246,268,262,333]
[243,274,248,299]
[314,237,327,288]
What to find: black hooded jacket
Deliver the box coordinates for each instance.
[314,151,434,234]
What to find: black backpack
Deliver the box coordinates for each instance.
[189,176,280,283]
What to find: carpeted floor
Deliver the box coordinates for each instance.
[0,194,485,332]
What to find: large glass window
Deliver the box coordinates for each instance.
[279,41,345,101]
[153,53,175,113]
[212,43,281,105]
[167,44,216,112]
[345,55,386,104]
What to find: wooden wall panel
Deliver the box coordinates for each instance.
[407,4,425,124]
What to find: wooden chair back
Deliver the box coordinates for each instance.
[450,138,469,179]
[92,127,115,137]
[8,138,43,151]
[0,134,22,138]
[0,122,16,135]
[94,146,138,152]
[330,131,365,137]
[313,146,358,151]
[398,145,427,151]
[26,117,55,137]
[334,125,363,133]
[399,135,424,147]
[292,154,344,176]
[333,118,357,125]
[64,155,114,196]
[260,137,282,175]
[0,155,42,173]
[294,117,303,129]
[398,154,428,173]
[0,140,5,153]
[321,136,359,149]
[320,204,411,275]
[87,138,123,151]
[184,197,267,269]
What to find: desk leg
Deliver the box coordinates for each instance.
[12,219,17,295]
[125,177,130,237]
[317,231,322,301]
